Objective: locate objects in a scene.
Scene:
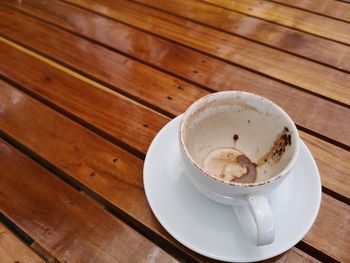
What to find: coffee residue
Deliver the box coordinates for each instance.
[233,134,239,148]
[201,148,257,183]
[201,127,292,184]
[230,154,257,183]
[257,127,292,165]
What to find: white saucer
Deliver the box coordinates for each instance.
[144,115,321,262]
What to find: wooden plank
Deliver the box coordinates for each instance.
[0,6,349,148]
[0,40,170,155]
[270,0,350,22]
[131,0,350,72]
[304,194,350,263]
[302,133,350,199]
[0,138,177,263]
[0,40,349,199]
[1,83,349,262]
[0,223,44,263]
[273,248,320,262]
[0,5,208,119]
[201,0,350,44]
[61,0,350,106]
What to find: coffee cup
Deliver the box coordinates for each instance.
[179,91,299,246]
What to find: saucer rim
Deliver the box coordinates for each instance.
[144,115,322,262]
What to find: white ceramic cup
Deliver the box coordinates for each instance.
[179,91,299,246]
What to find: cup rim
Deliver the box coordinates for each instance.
[179,91,300,188]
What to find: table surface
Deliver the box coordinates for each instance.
[0,0,349,262]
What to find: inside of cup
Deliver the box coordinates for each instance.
[181,92,299,184]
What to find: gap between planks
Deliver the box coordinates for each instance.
[4,0,350,76]
[0,212,57,262]
[0,133,199,263]
[264,0,350,24]
[192,0,350,46]
[59,0,350,109]
[0,37,167,121]
[2,34,350,153]
[126,0,350,74]
[3,0,350,121]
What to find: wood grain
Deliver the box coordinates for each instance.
[132,0,350,71]
[272,248,320,263]
[0,138,177,263]
[0,39,169,155]
[0,5,208,118]
[0,40,349,199]
[62,0,350,105]
[302,133,350,199]
[270,0,350,22]
[304,194,350,263]
[201,0,350,44]
[1,79,349,262]
[0,4,349,148]
[0,223,44,263]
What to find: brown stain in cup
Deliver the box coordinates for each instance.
[229,127,292,183]
[233,134,239,147]
[257,127,292,166]
[230,154,257,183]
[202,127,292,184]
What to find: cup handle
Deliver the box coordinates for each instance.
[233,195,275,246]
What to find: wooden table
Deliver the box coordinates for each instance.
[0,0,349,262]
